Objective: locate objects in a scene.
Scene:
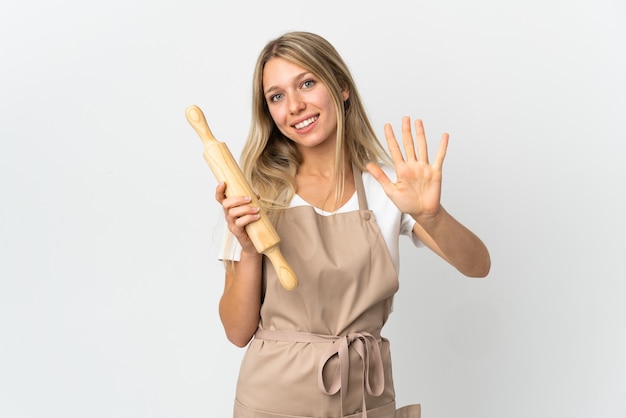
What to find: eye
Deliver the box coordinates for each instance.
[302,79,315,89]
[269,93,283,103]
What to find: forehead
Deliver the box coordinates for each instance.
[262,57,311,89]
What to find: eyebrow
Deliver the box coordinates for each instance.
[264,71,312,96]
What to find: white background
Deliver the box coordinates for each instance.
[1,1,625,417]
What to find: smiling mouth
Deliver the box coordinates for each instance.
[293,115,319,130]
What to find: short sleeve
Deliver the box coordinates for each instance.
[400,212,424,248]
[218,227,242,262]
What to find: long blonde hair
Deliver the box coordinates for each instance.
[241,31,390,220]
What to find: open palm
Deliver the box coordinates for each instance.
[367,116,449,219]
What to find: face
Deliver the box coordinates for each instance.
[262,57,348,151]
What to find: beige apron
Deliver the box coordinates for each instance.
[233,169,421,418]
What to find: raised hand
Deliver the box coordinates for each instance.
[366,116,449,220]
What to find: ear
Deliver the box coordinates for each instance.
[341,85,350,101]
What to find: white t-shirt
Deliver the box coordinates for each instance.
[219,166,423,272]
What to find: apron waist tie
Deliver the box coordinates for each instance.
[254,328,385,418]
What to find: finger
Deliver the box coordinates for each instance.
[222,195,252,212]
[402,116,418,161]
[366,162,391,185]
[215,181,227,202]
[366,162,394,194]
[414,119,429,164]
[227,202,259,220]
[383,123,405,165]
[433,132,449,171]
[232,211,261,229]
[225,201,260,237]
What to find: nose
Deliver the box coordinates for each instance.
[288,92,305,114]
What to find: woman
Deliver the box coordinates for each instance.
[216,31,490,418]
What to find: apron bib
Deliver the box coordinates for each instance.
[233,169,421,418]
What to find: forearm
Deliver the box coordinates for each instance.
[218,250,264,347]
[413,206,491,277]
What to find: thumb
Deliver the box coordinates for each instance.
[366,162,392,189]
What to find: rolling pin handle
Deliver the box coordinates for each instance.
[264,246,299,290]
[185,105,218,145]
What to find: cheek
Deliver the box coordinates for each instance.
[267,107,291,138]
[324,99,338,125]
[321,94,337,117]
[267,104,284,126]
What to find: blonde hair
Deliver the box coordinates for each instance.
[241,31,390,220]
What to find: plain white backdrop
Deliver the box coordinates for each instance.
[1,1,625,417]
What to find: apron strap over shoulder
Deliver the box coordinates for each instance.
[352,163,369,211]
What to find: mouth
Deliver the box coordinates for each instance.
[292,115,319,130]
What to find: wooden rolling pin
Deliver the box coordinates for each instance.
[185,105,298,291]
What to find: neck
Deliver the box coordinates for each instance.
[295,153,354,212]
[297,150,351,179]
[296,138,337,174]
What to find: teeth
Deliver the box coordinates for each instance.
[294,116,317,129]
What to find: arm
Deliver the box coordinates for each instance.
[411,206,490,277]
[215,182,264,347]
[367,117,490,278]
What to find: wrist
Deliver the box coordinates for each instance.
[240,246,262,259]
[412,206,446,226]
